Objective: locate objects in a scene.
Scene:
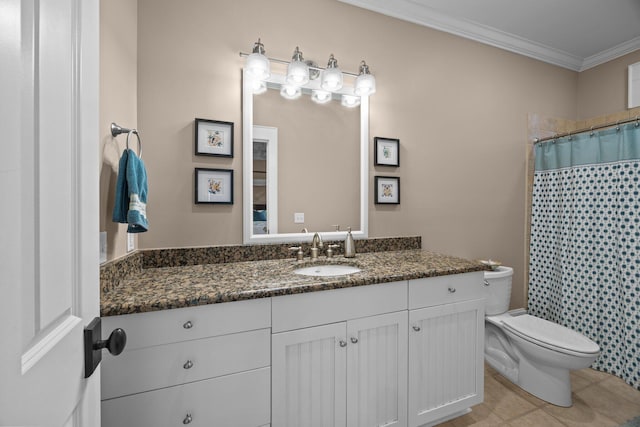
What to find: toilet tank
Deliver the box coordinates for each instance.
[484,266,513,315]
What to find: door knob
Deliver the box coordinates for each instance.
[84,317,127,378]
[95,328,127,356]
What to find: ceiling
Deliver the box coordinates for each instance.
[338,0,640,71]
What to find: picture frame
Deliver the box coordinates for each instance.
[374,137,400,167]
[374,176,400,204]
[195,118,234,157]
[195,168,234,204]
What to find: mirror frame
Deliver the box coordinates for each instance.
[242,68,369,244]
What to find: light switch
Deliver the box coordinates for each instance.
[294,212,305,223]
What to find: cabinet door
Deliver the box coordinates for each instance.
[347,311,408,427]
[272,323,347,427]
[408,299,484,427]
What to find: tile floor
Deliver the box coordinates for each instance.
[437,364,640,427]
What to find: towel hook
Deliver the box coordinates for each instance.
[126,130,142,159]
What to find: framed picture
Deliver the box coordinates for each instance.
[374,137,399,167]
[375,176,400,204]
[195,118,234,157]
[195,168,233,204]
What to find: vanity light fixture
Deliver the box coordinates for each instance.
[245,38,271,81]
[280,84,302,100]
[311,89,332,104]
[321,54,344,91]
[241,40,376,104]
[286,47,310,86]
[341,94,361,108]
[354,61,376,96]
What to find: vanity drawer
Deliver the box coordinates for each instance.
[101,297,270,350]
[409,272,484,309]
[102,367,270,427]
[102,328,270,399]
[272,280,407,333]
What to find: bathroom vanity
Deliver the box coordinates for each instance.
[100,249,486,427]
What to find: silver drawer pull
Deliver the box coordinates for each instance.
[183,360,193,370]
[183,413,192,424]
[183,321,193,329]
[412,325,421,332]
[448,287,456,293]
[339,340,347,348]
[350,337,358,344]
[484,280,490,287]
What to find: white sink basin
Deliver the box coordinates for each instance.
[294,264,361,277]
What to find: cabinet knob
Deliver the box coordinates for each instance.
[350,337,358,344]
[183,413,192,424]
[183,360,194,370]
[339,340,347,348]
[448,287,456,293]
[412,325,421,332]
[484,280,490,287]
[183,321,193,329]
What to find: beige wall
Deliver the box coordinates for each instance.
[100,0,591,308]
[577,50,640,120]
[100,0,138,261]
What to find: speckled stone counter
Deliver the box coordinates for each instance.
[101,249,487,317]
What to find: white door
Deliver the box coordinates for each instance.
[272,323,348,427]
[346,311,408,427]
[0,0,100,426]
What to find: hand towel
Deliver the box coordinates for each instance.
[112,148,149,233]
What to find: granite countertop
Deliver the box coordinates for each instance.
[101,249,487,317]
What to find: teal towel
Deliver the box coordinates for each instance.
[112,149,148,233]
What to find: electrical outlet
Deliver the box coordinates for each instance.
[294,212,305,223]
[127,233,135,252]
[99,232,107,263]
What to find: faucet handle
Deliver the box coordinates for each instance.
[326,244,339,258]
[289,246,304,261]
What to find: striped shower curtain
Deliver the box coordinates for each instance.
[528,123,640,390]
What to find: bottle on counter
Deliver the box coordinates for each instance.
[344,227,356,258]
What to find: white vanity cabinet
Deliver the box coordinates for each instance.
[271,282,409,427]
[407,272,485,427]
[100,298,271,427]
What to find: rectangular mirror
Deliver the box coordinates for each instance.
[243,69,369,244]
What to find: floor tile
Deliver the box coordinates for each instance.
[492,373,547,408]
[506,409,566,427]
[483,374,538,421]
[598,376,640,405]
[541,395,619,427]
[576,381,640,424]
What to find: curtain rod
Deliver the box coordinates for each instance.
[534,115,639,144]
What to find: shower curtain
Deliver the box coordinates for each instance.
[528,123,640,390]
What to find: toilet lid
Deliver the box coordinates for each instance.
[502,314,600,355]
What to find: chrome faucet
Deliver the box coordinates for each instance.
[310,232,324,260]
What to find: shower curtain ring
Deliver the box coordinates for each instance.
[590,126,594,136]
[635,116,639,127]
[616,120,620,131]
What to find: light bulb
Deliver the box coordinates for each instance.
[355,61,376,96]
[245,38,270,81]
[280,84,301,100]
[321,54,343,91]
[286,47,309,86]
[341,94,360,108]
[311,90,332,104]
[252,80,267,95]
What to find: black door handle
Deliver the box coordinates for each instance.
[84,317,127,378]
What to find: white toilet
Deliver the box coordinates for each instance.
[483,266,600,407]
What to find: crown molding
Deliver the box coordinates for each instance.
[338,0,640,72]
[580,36,640,71]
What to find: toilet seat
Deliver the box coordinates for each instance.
[501,314,600,357]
